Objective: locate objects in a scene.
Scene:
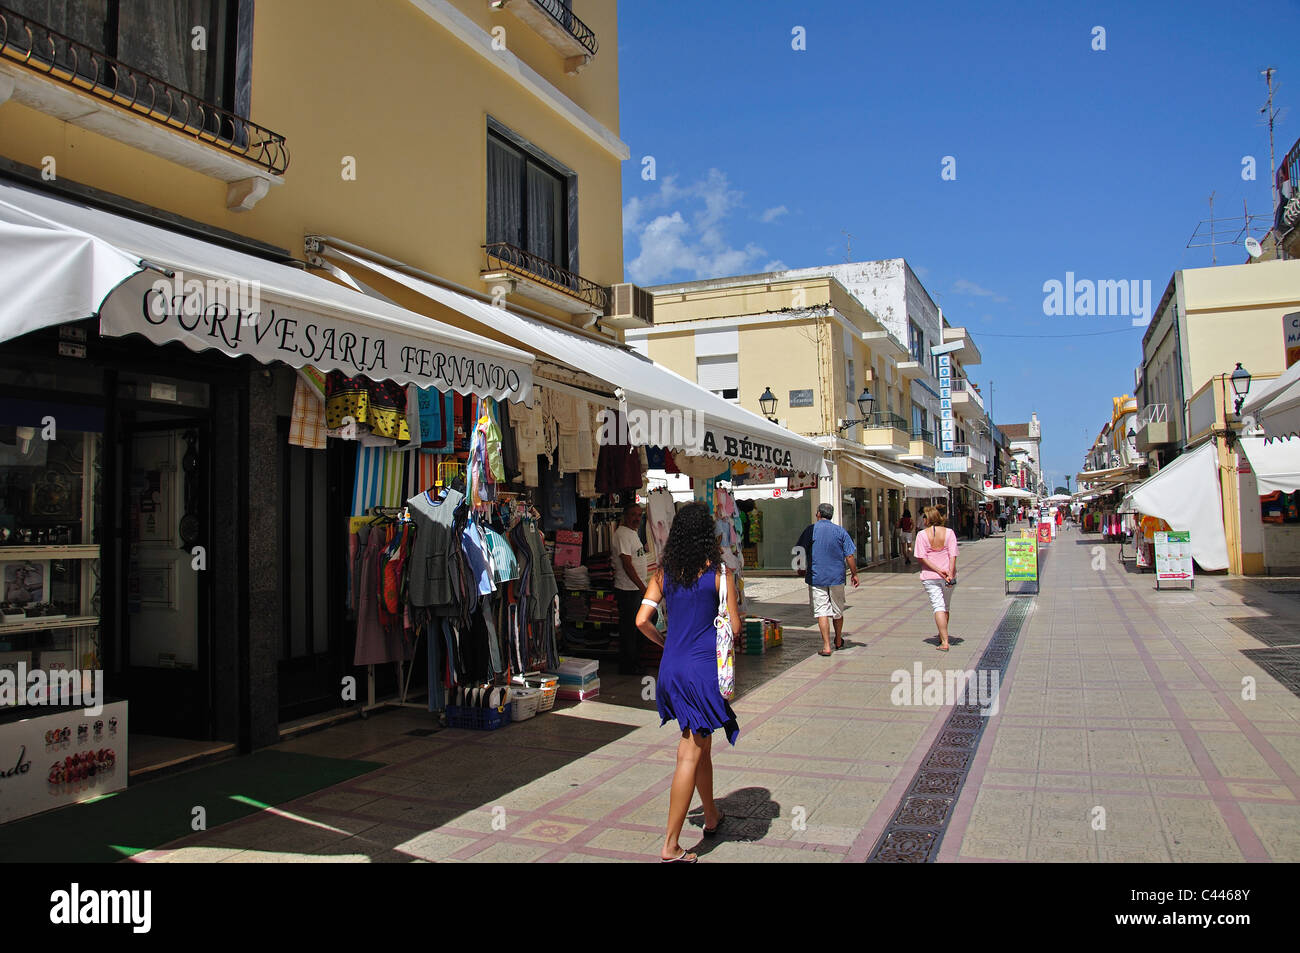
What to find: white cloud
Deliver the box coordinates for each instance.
[759,205,789,223]
[624,169,776,284]
[952,279,1008,303]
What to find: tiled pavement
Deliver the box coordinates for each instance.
[132,526,1300,862]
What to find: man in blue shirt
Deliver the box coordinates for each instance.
[795,503,860,655]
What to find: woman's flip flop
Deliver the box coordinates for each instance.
[660,849,698,863]
[703,811,726,836]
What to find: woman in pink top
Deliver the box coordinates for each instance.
[914,505,958,651]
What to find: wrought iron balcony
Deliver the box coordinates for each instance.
[860,412,909,432]
[0,5,288,175]
[483,241,609,312]
[528,0,598,57]
[911,428,934,444]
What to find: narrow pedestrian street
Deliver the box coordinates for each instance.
[81,528,1296,863]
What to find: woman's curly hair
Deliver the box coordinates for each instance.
[659,501,721,592]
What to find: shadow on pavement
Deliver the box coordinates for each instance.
[688,786,780,854]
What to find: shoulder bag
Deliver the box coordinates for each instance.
[715,567,736,700]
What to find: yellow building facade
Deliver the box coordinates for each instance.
[634,273,946,568]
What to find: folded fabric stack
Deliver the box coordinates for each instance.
[562,594,589,622]
[585,555,615,589]
[562,565,591,589]
[585,594,618,624]
[552,658,600,700]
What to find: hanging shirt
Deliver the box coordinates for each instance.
[461,522,496,596]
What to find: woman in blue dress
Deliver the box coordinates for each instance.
[636,502,740,863]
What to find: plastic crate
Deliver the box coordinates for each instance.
[446,703,511,730]
[510,688,541,721]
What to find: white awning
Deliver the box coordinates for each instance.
[1239,435,1300,494]
[1123,442,1228,570]
[0,182,533,402]
[328,248,827,474]
[1241,363,1300,438]
[843,454,907,490]
[844,455,945,496]
[987,486,1035,499]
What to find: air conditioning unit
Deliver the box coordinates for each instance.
[603,283,654,329]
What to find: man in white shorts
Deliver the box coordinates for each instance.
[796,503,860,655]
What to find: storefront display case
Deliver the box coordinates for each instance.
[0,430,101,706]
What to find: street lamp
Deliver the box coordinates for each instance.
[1230,363,1251,415]
[759,386,778,420]
[837,388,876,433]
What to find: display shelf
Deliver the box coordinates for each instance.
[0,615,98,634]
[0,546,98,560]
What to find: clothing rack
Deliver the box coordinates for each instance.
[360,503,423,715]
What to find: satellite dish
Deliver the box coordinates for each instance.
[1245,236,1263,258]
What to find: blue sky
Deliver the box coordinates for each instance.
[617,0,1300,488]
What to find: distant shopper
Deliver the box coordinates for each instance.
[914,504,958,652]
[900,509,915,565]
[614,502,649,675]
[796,503,860,655]
[636,502,739,864]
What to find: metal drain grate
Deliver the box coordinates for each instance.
[865,597,1033,863]
[1241,647,1300,700]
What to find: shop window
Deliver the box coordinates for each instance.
[0,400,103,709]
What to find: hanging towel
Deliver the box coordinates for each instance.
[289,377,327,450]
[352,447,406,515]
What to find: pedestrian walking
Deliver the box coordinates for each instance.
[795,503,860,655]
[914,504,958,652]
[900,508,914,565]
[636,502,740,864]
[614,502,650,675]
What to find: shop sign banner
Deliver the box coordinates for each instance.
[1154,530,1193,581]
[101,272,532,402]
[935,456,969,473]
[1285,312,1300,369]
[0,700,127,824]
[1005,537,1038,582]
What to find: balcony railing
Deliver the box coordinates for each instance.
[860,412,909,431]
[953,443,988,464]
[950,377,986,410]
[911,428,934,444]
[1136,403,1168,426]
[0,5,289,175]
[484,242,609,312]
[529,0,598,56]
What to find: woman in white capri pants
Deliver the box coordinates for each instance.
[914,505,958,652]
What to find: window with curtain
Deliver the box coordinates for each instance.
[487,130,570,271]
[8,0,238,111]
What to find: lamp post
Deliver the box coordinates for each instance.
[759,386,778,421]
[1230,363,1251,416]
[836,388,876,433]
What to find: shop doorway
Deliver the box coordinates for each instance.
[112,417,212,740]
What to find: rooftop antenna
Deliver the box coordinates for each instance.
[841,229,852,263]
[1261,67,1287,259]
[1209,191,1216,264]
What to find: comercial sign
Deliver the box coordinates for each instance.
[1004,536,1038,592]
[935,456,969,473]
[0,700,128,824]
[1154,530,1194,588]
[1285,312,1300,369]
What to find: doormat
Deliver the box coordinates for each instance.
[0,750,383,863]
